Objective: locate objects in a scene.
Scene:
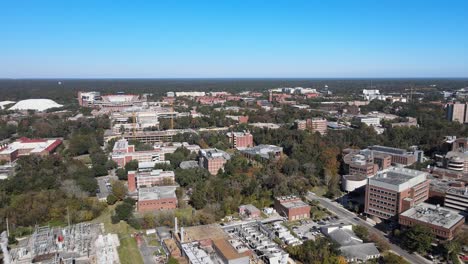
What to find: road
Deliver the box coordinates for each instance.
[306,191,432,264]
[139,236,156,264]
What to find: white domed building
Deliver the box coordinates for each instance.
[9,99,63,112]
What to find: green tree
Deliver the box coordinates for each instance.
[111,181,127,200]
[353,225,369,241]
[382,252,410,264]
[124,160,139,172]
[114,202,133,221]
[107,194,118,205]
[116,168,128,180]
[401,224,434,254]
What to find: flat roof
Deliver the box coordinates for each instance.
[400,203,464,229]
[281,200,310,209]
[212,239,249,260]
[183,224,227,242]
[138,186,177,201]
[368,167,427,192]
[240,144,282,159]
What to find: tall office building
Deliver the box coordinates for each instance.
[365,167,430,220]
[446,103,468,123]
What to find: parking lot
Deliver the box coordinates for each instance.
[96,175,118,200]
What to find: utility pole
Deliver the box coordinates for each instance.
[67,207,71,227]
[6,217,9,237]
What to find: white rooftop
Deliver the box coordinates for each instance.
[368,167,427,192]
[9,99,63,111]
[400,203,464,229]
[138,186,177,201]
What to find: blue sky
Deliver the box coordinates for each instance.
[1,0,467,78]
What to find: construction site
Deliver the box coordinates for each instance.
[4,223,120,264]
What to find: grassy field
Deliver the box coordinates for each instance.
[92,205,144,264]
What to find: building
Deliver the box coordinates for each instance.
[0,137,62,162]
[121,129,194,144]
[212,239,250,264]
[321,224,380,263]
[78,91,102,106]
[240,144,283,161]
[392,117,419,128]
[128,169,175,192]
[274,195,311,221]
[369,145,417,166]
[199,148,231,175]
[249,123,281,129]
[362,89,380,100]
[365,167,430,220]
[111,139,200,168]
[78,91,144,111]
[446,102,468,123]
[444,187,468,214]
[226,131,254,149]
[239,204,261,219]
[341,149,392,192]
[357,116,381,127]
[399,203,465,240]
[111,138,164,167]
[295,118,328,135]
[175,91,206,97]
[445,150,468,173]
[342,174,369,192]
[137,186,177,212]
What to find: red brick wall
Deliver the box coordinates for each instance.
[137,197,177,212]
[128,172,137,192]
[399,214,464,240]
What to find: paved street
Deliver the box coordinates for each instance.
[306,191,432,264]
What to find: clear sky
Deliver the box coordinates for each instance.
[1,0,467,78]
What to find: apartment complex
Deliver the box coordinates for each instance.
[226,131,254,149]
[295,118,327,135]
[365,167,430,219]
[199,148,231,175]
[399,203,464,240]
[274,195,311,221]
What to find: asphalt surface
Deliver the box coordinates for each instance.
[139,236,156,264]
[305,191,432,264]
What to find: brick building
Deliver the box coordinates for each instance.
[226,131,254,149]
[295,118,327,135]
[199,148,231,175]
[0,137,62,162]
[399,203,464,240]
[127,169,175,192]
[274,195,311,221]
[239,204,261,219]
[365,167,430,220]
[137,186,177,212]
[368,145,417,166]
